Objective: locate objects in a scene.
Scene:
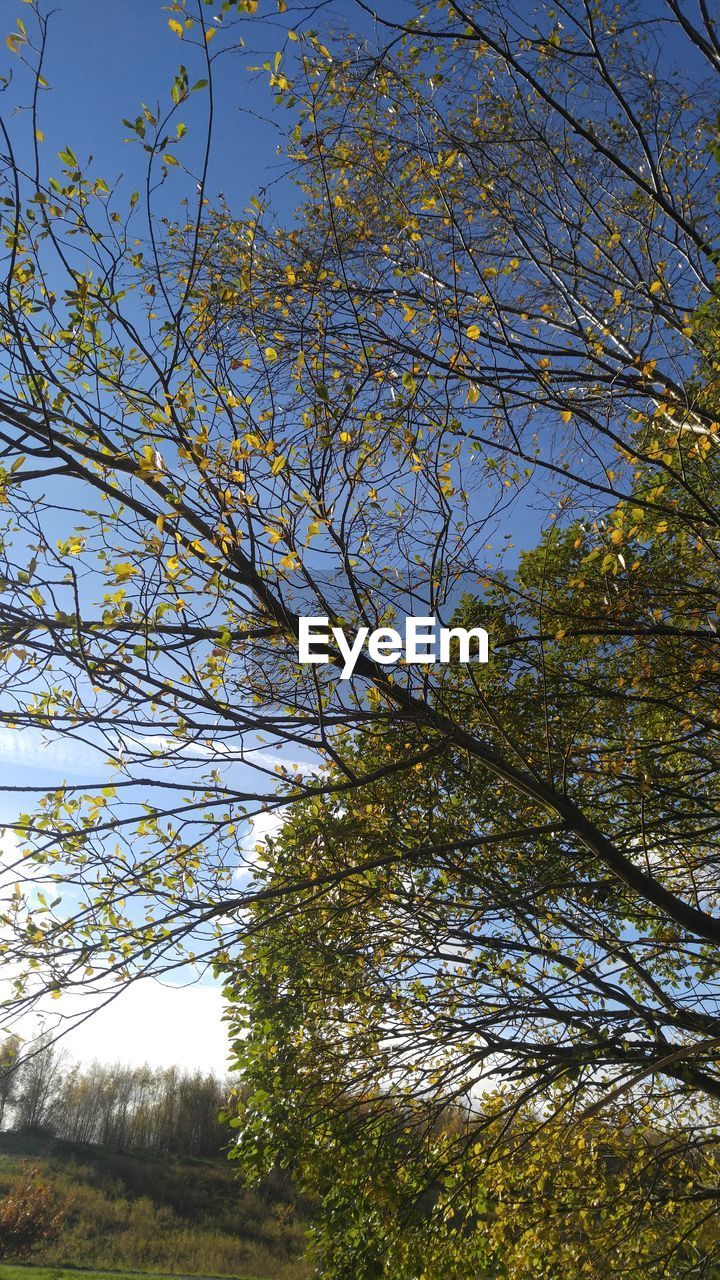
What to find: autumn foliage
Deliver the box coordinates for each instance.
[0,1165,64,1260]
[2,0,720,1274]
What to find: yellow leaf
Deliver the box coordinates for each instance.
[168,18,183,37]
[561,410,572,423]
[270,454,286,475]
[613,288,622,305]
[205,26,217,41]
[649,280,662,294]
[610,529,623,545]
[265,346,278,361]
[137,444,162,473]
[113,562,138,582]
[466,324,481,341]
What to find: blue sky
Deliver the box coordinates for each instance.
[20,0,285,206]
[0,0,613,1070]
[0,0,319,1071]
[0,0,311,810]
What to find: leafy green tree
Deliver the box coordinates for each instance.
[2,1,720,1270]
[0,0,717,1011]
[228,493,720,1275]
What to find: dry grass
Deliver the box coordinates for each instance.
[0,1134,310,1280]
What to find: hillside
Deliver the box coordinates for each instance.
[0,1132,311,1280]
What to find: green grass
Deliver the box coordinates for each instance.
[0,1267,258,1280]
[0,1134,311,1280]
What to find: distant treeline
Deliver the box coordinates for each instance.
[0,1035,231,1156]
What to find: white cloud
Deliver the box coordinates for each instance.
[0,726,322,782]
[60,979,230,1074]
[118,732,321,776]
[230,807,287,885]
[0,728,106,777]
[0,829,231,1076]
[244,806,285,853]
[5,979,232,1076]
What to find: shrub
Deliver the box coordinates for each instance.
[0,1165,64,1259]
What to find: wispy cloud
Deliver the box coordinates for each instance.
[0,728,109,778]
[118,732,322,777]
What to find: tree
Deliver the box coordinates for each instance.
[0,0,717,1018]
[13,1038,64,1132]
[228,489,720,1274]
[18,1058,230,1155]
[0,1037,20,1130]
[2,0,720,1270]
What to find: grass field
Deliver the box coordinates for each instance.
[0,1133,311,1280]
[0,1265,259,1280]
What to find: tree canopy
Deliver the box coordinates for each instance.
[3,0,720,1273]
